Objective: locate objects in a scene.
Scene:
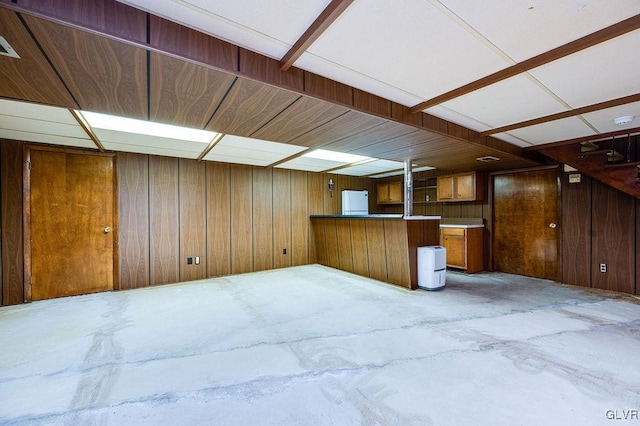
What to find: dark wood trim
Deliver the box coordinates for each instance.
[604,161,640,169]
[489,164,560,176]
[280,0,354,71]
[526,127,640,151]
[480,93,640,136]
[410,14,640,112]
[267,147,313,168]
[69,109,106,152]
[22,146,31,302]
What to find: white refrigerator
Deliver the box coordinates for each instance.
[342,190,369,215]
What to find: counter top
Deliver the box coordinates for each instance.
[440,224,484,229]
[310,214,440,220]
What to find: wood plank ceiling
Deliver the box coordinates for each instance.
[9,0,638,174]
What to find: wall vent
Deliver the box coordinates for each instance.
[476,156,500,162]
[0,36,20,59]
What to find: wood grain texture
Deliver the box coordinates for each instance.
[384,220,409,287]
[149,156,180,285]
[252,167,273,272]
[591,180,635,294]
[273,168,292,269]
[240,48,304,92]
[324,219,340,269]
[561,173,591,287]
[291,170,309,266]
[307,172,324,263]
[406,220,440,288]
[206,162,231,277]
[311,217,328,266]
[323,173,338,215]
[1,140,24,305]
[336,219,354,273]
[251,96,347,143]
[25,15,148,119]
[206,78,299,136]
[289,111,384,149]
[179,159,207,281]
[365,219,387,282]
[0,8,77,108]
[353,89,391,118]
[117,152,149,290]
[350,219,369,277]
[303,71,353,106]
[230,164,253,274]
[149,15,238,71]
[19,0,148,43]
[150,52,236,128]
[29,148,115,300]
[322,122,416,156]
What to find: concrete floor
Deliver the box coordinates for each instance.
[1,265,639,426]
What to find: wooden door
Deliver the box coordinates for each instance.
[493,168,558,280]
[26,147,116,300]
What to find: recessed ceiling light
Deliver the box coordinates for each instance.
[0,36,20,59]
[79,110,219,143]
[613,116,634,126]
[476,156,500,162]
[302,149,370,164]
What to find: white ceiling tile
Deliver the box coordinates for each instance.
[306,0,511,101]
[425,106,492,132]
[94,128,208,153]
[0,129,95,149]
[530,31,640,108]
[275,156,344,172]
[581,101,640,133]
[507,117,597,145]
[492,132,533,148]
[334,159,406,176]
[0,115,88,139]
[204,134,308,166]
[440,74,568,128]
[218,134,307,155]
[439,0,640,62]
[101,141,200,158]
[0,99,78,124]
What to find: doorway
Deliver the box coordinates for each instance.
[24,146,117,300]
[493,168,559,280]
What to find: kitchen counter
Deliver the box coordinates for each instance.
[440,224,484,228]
[310,215,440,289]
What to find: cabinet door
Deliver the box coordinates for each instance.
[455,172,475,200]
[388,181,403,203]
[377,183,388,203]
[440,229,466,268]
[437,176,454,201]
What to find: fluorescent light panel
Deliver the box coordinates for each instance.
[302,149,371,164]
[80,110,218,143]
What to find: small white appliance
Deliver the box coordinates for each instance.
[417,246,446,290]
[342,190,369,215]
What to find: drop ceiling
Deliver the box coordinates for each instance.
[0,0,639,175]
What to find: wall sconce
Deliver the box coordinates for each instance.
[328,178,334,197]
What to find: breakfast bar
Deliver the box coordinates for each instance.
[310,215,441,289]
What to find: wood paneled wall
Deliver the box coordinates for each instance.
[561,173,638,294]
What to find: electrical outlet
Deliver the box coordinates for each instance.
[283,248,287,255]
[599,263,607,273]
[187,257,193,265]
[195,256,200,265]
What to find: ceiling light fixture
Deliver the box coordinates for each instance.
[302,149,370,164]
[79,110,219,143]
[0,36,20,59]
[613,115,634,126]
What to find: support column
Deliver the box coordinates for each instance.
[404,159,413,217]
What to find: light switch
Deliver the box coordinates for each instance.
[195,256,200,265]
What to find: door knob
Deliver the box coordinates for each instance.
[104,226,111,233]
[549,223,556,229]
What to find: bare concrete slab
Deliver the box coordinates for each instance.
[1,265,639,425]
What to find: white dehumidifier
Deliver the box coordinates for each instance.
[417,246,446,290]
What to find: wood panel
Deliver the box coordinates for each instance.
[0,8,77,108]
[406,220,440,289]
[149,15,238,71]
[353,89,392,118]
[252,167,273,272]
[273,168,292,269]
[149,156,180,285]
[239,48,304,92]
[1,140,24,305]
[365,219,387,282]
[303,71,353,106]
[561,173,591,287]
[324,219,340,269]
[251,96,347,143]
[289,111,384,149]
[230,164,253,274]
[322,122,416,153]
[384,220,410,286]
[206,162,231,277]
[350,219,369,277]
[24,15,148,119]
[307,172,324,264]
[591,180,635,294]
[206,78,299,136]
[19,0,148,43]
[149,52,236,128]
[323,173,338,215]
[117,152,149,290]
[336,219,354,273]
[291,170,309,266]
[179,159,207,281]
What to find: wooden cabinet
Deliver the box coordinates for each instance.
[439,226,483,273]
[377,181,403,204]
[437,172,484,202]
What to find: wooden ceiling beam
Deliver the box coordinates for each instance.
[280,0,354,71]
[410,14,640,113]
[481,93,640,136]
[526,126,640,151]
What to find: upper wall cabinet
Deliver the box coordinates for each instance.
[377,181,403,204]
[437,172,484,202]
